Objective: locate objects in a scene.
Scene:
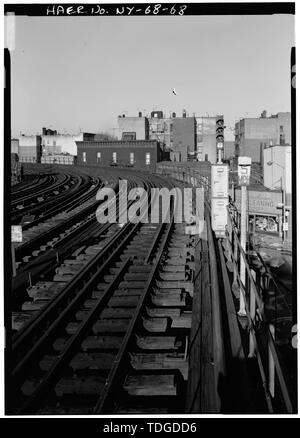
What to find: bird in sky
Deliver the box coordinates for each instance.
[172,88,177,95]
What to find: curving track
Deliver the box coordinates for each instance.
[11,173,97,226]
[8,169,195,415]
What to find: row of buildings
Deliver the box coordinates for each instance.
[12,109,292,251]
[234,111,291,162]
[75,110,225,171]
[13,110,291,173]
[116,110,225,163]
[13,111,226,171]
[234,110,292,207]
[12,129,96,165]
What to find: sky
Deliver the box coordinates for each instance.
[9,14,295,140]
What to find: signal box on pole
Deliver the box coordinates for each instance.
[211,164,229,238]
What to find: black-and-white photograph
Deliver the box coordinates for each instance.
[2,0,297,419]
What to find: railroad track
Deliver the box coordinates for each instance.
[13,177,104,266]
[11,177,125,316]
[11,173,97,225]
[8,173,195,415]
[12,173,154,318]
[11,174,51,200]
[11,173,70,211]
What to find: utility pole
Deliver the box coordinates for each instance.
[237,157,252,316]
[267,161,289,244]
[281,175,287,242]
[239,183,247,315]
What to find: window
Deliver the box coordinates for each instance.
[146,152,150,165]
[97,152,101,163]
[130,152,134,165]
[53,140,56,146]
[82,152,86,163]
[280,134,286,146]
[254,215,279,234]
[122,132,136,141]
[170,124,173,133]
[112,152,117,163]
[280,125,284,132]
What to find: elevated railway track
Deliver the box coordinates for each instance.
[8,170,195,414]
[6,163,296,415]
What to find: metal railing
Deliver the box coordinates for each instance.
[226,206,294,413]
[156,162,210,190]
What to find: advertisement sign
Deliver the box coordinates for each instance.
[235,189,282,215]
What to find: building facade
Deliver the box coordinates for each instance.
[195,116,220,162]
[18,135,42,163]
[41,154,75,165]
[11,139,19,154]
[76,140,161,172]
[224,140,235,160]
[148,111,174,150]
[172,117,197,161]
[11,153,23,186]
[235,111,291,163]
[42,130,95,155]
[115,111,223,163]
[117,115,149,141]
[263,145,292,201]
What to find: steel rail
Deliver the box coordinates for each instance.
[94,183,175,414]
[11,174,69,207]
[12,177,162,412]
[94,220,172,414]
[18,256,131,414]
[12,178,136,357]
[11,177,129,309]
[11,175,50,199]
[14,180,103,261]
[11,174,87,222]
[10,170,179,415]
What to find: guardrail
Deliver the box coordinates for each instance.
[225,206,294,413]
[156,162,210,190]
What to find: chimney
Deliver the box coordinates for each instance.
[42,127,46,135]
[261,110,267,118]
[138,111,142,117]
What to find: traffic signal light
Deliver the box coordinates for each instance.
[216,115,224,149]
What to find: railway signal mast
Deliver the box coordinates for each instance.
[211,115,229,238]
[216,115,224,164]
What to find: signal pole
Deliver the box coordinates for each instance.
[237,157,252,316]
[239,183,247,315]
[216,115,224,164]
